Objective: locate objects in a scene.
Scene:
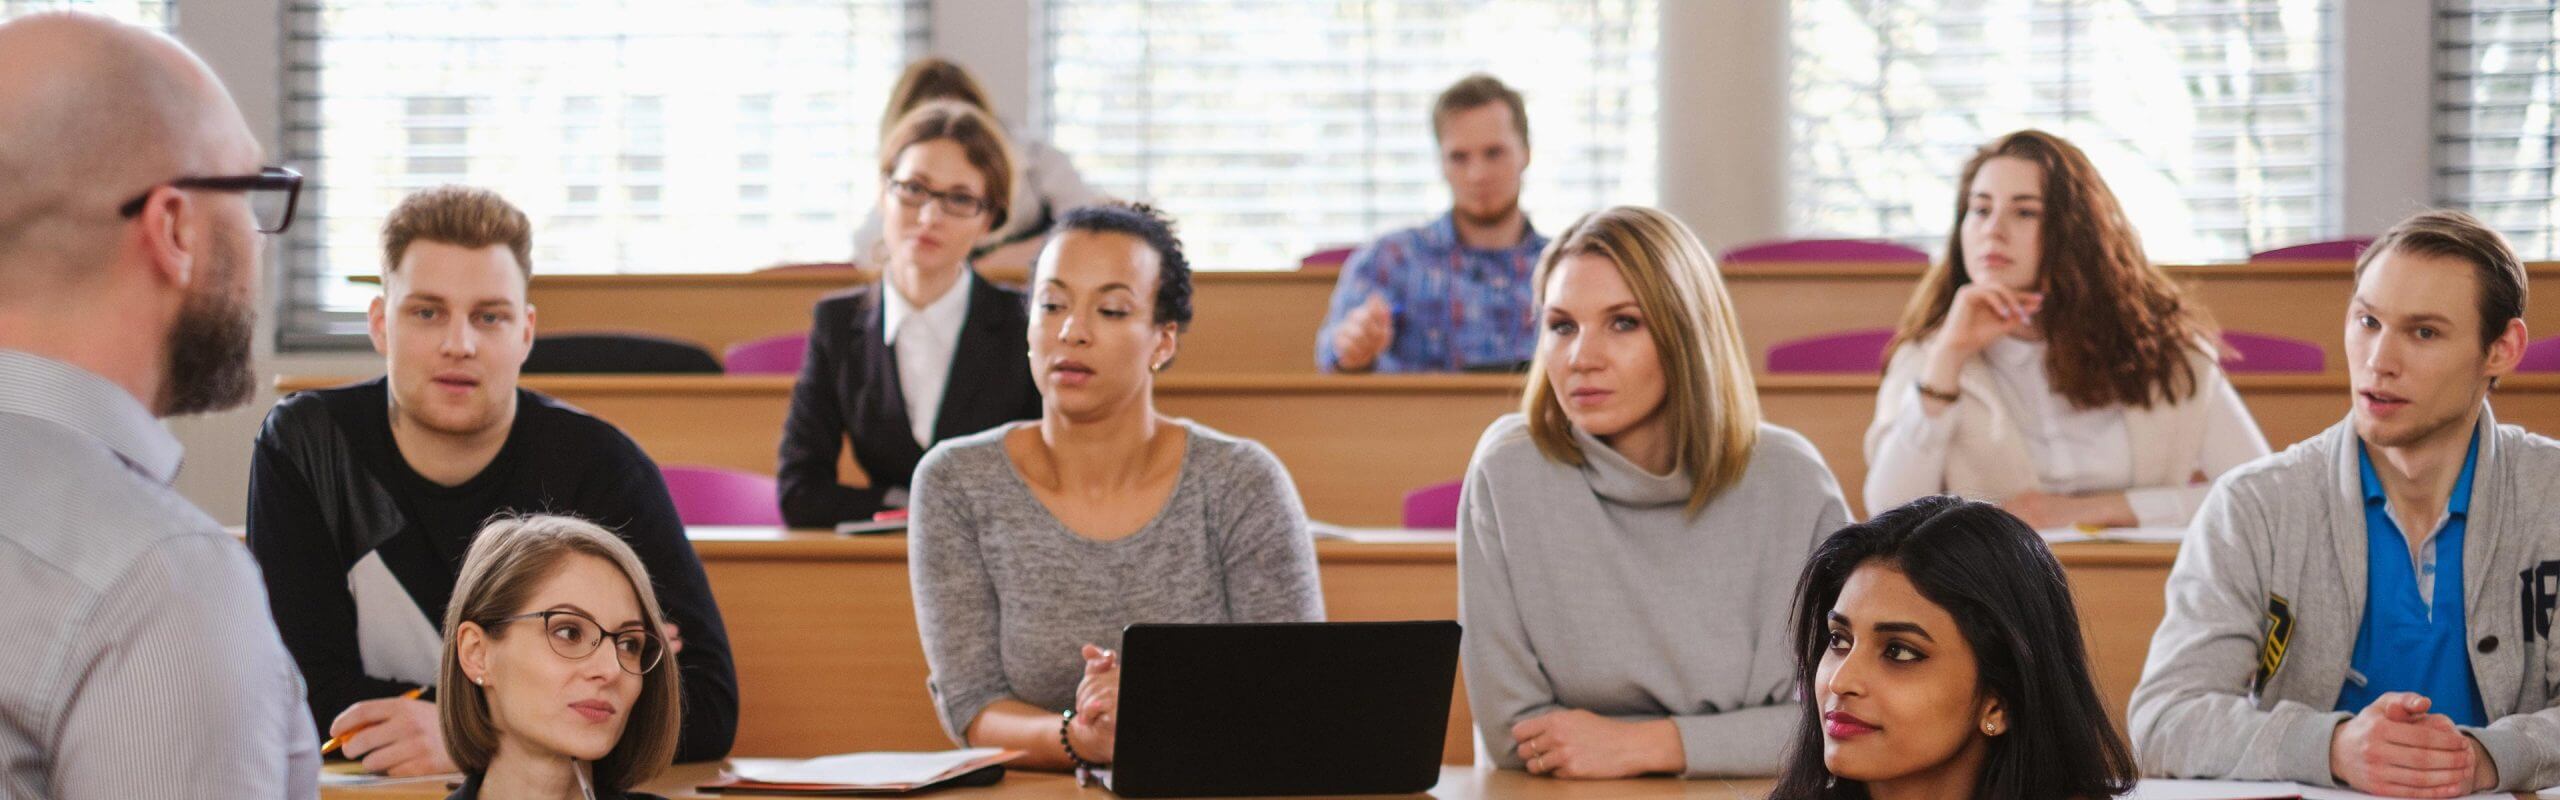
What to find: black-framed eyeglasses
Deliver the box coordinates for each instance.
[117,165,303,234]
[492,609,666,676]
[884,177,989,219]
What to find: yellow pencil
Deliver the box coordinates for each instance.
[319,687,426,757]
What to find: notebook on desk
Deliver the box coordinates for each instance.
[1091,620,1460,798]
[701,748,1019,796]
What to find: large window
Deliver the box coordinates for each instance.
[1789,0,2336,262]
[280,0,926,347]
[0,0,170,25]
[2439,1,2560,260]
[1044,0,1658,269]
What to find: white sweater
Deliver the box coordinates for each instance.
[1864,334,2269,527]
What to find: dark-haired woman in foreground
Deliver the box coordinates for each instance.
[1770,495,2137,800]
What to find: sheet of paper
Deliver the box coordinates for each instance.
[1307,522,1458,544]
[2125,778,2521,800]
[2125,779,2309,799]
[2296,787,2510,800]
[730,748,1002,786]
[2039,526,2189,545]
[316,762,458,788]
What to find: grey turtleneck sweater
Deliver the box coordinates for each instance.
[1457,413,1851,777]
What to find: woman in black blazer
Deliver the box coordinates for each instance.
[778,101,1041,528]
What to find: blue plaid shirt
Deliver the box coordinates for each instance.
[1316,213,1548,372]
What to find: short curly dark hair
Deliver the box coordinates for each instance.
[1055,201,1194,331]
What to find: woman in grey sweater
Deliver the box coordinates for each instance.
[1461,206,1852,779]
[907,202,1325,773]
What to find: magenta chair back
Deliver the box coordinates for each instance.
[1721,238,1929,265]
[723,333,810,375]
[1401,480,1463,530]
[1768,328,1897,373]
[660,465,783,526]
[1302,246,1356,270]
[2520,336,2560,373]
[2249,238,2374,262]
[2218,331,2326,373]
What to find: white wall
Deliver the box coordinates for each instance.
[154,0,2438,524]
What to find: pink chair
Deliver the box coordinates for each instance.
[723,333,809,375]
[2218,331,2325,373]
[660,465,783,526]
[1401,480,1463,530]
[1768,328,1896,373]
[1721,239,1930,265]
[1301,246,1356,271]
[2249,238,2374,262]
[757,261,858,273]
[2522,336,2560,372]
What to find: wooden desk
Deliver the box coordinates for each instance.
[686,532,1475,764]
[321,763,1779,799]
[1724,260,2560,374]
[275,373,1521,526]
[274,373,2560,523]
[318,530,2165,794]
[470,261,2560,378]
[504,267,1338,376]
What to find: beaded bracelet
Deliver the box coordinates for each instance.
[1060,709,1095,772]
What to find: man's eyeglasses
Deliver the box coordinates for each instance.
[118,165,303,234]
[491,609,666,676]
[884,177,990,219]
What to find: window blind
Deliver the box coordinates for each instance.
[279,0,927,349]
[1790,0,2337,262]
[1043,0,1658,269]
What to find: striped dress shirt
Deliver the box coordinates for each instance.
[0,350,318,799]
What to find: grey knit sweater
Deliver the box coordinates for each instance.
[907,421,1326,744]
[1458,413,1850,777]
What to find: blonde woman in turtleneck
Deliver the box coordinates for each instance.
[1457,207,1851,780]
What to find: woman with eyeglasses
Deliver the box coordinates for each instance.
[851,57,1097,272]
[440,515,681,800]
[778,100,1043,528]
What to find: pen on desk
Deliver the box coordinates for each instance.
[319,686,427,756]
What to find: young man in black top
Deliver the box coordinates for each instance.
[246,186,737,775]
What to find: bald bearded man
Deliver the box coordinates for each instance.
[0,13,318,799]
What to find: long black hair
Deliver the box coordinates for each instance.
[1768,496,2137,800]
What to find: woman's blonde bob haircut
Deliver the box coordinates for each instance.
[438,514,680,792]
[1523,206,1761,514]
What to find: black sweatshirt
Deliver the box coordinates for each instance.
[245,378,737,761]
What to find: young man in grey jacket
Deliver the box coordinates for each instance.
[2129,209,2555,797]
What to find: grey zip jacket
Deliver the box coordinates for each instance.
[2129,404,2560,791]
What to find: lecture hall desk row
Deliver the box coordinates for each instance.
[507,261,2560,375]
[276,373,2560,526]
[413,529,2173,773]
[325,763,1787,799]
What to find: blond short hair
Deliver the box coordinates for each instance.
[381,185,533,279]
[1523,206,1761,514]
[439,515,679,792]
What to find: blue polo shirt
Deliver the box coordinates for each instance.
[2336,428,2486,726]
